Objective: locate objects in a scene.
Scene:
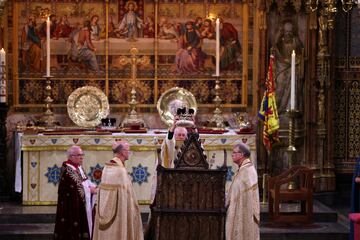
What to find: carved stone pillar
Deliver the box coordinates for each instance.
[314,8,336,192]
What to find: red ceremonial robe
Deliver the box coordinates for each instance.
[54,161,90,240]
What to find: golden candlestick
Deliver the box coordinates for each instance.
[42,75,56,127]
[210,77,225,128]
[286,109,300,190]
[261,173,269,205]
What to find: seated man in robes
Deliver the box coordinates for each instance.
[226,143,260,240]
[93,141,143,240]
[54,145,97,240]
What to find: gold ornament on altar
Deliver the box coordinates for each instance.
[157,87,197,127]
[67,86,109,127]
[120,47,150,128]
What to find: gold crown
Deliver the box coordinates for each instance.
[175,107,195,127]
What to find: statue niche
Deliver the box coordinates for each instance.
[274,18,304,117]
[147,132,227,240]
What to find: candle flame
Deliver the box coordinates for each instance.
[47,16,50,22]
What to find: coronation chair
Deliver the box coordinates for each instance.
[268,165,314,223]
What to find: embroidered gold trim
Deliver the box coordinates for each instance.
[99,183,127,190]
[243,183,258,193]
[98,189,118,230]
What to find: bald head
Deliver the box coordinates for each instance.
[112,141,128,153]
[112,141,131,162]
[174,127,187,141]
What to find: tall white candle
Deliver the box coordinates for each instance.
[0,48,5,65]
[0,48,6,103]
[290,50,296,110]
[46,17,51,77]
[215,18,220,77]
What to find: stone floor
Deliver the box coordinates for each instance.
[0,200,349,240]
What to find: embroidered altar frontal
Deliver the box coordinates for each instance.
[19,131,256,205]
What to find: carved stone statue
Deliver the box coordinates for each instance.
[318,13,328,56]
[318,89,325,127]
[274,19,304,116]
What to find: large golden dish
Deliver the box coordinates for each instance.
[157,87,197,127]
[67,86,109,127]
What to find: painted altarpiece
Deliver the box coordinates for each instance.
[11,0,255,112]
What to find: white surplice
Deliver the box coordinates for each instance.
[226,158,260,240]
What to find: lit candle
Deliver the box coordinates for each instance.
[46,17,50,77]
[290,50,296,110]
[0,48,5,65]
[215,18,220,77]
[0,48,6,103]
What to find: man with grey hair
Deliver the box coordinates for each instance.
[149,119,188,203]
[93,141,143,240]
[54,145,97,240]
[226,143,260,240]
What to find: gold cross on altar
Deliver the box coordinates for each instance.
[119,48,150,127]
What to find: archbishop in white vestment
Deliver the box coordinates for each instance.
[93,141,143,240]
[150,126,187,203]
[226,143,260,240]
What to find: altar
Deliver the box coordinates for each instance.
[16,130,256,206]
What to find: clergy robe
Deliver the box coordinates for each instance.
[93,157,143,240]
[149,131,180,203]
[350,157,360,240]
[226,158,260,240]
[160,131,178,169]
[54,162,94,240]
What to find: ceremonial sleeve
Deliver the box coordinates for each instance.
[160,132,175,168]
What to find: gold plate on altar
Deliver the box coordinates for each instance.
[157,87,197,127]
[67,86,109,127]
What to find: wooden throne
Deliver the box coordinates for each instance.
[146,132,227,240]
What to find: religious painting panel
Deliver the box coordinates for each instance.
[156,1,247,106]
[12,0,251,109]
[14,1,108,107]
[17,2,106,77]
